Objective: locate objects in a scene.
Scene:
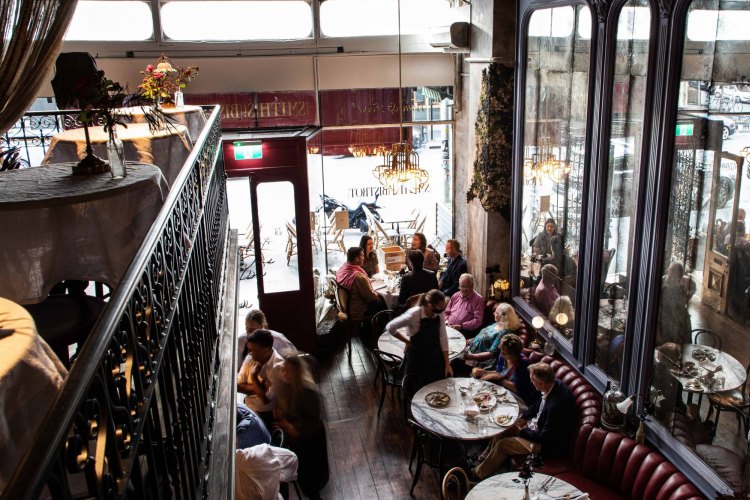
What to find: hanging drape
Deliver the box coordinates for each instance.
[0,0,78,136]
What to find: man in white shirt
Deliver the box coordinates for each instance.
[236,444,298,500]
[237,309,296,369]
[237,329,284,427]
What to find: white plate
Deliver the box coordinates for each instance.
[472,391,497,411]
[490,384,507,396]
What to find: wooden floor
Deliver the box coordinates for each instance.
[297,337,447,500]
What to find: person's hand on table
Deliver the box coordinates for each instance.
[449,323,462,331]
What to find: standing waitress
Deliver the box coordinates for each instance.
[385,289,453,391]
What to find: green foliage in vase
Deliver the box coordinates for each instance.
[467,63,515,218]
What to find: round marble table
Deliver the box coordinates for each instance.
[674,344,746,394]
[411,377,521,440]
[466,472,583,500]
[378,326,465,361]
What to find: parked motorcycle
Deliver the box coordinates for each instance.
[320,194,382,232]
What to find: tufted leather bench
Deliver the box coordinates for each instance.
[514,352,703,499]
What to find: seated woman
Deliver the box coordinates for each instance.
[408,232,439,272]
[471,334,539,406]
[359,234,379,277]
[531,218,557,258]
[542,235,577,287]
[463,303,521,369]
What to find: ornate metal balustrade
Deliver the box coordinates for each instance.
[2,106,233,499]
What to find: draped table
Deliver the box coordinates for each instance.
[114,104,207,141]
[370,272,400,309]
[0,297,67,494]
[0,163,168,304]
[42,123,192,187]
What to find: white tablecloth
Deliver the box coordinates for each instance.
[115,104,206,141]
[0,297,67,494]
[42,123,192,187]
[466,472,583,500]
[0,163,168,304]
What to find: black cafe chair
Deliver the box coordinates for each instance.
[691,328,723,351]
[372,349,404,416]
[370,310,396,385]
[707,362,750,437]
[270,428,302,500]
[408,418,466,497]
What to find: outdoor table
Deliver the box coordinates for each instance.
[466,472,584,500]
[115,104,206,140]
[42,123,192,187]
[0,297,67,493]
[673,344,746,395]
[378,326,466,362]
[0,162,168,304]
[410,377,521,441]
[377,207,415,243]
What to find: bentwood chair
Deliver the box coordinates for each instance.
[441,467,473,500]
[691,328,723,351]
[370,310,396,385]
[285,222,297,265]
[408,418,466,497]
[332,279,373,360]
[707,362,750,436]
[270,429,302,500]
[372,349,404,416]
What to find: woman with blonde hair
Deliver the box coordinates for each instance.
[463,303,521,369]
[275,354,329,500]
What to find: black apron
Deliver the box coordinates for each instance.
[404,315,444,389]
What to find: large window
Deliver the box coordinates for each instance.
[65,1,153,41]
[519,5,592,341]
[594,0,651,382]
[652,0,750,493]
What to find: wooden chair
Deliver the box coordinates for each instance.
[285,222,297,265]
[367,207,399,248]
[324,212,346,255]
[405,293,422,309]
[310,211,322,251]
[372,349,404,416]
[332,279,373,360]
[441,467,472,500]
[707,362,750,437]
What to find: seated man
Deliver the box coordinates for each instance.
[444,273,484,335]
[439,239,468,297]
[471,334,539,406]
[237,329,285,427]
[236,402,272,449]
[398,250,439,305]
[472,362,577,480]
[336,247,386,319]
[237,309,296,369]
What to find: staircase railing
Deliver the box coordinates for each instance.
[2,105,233,499]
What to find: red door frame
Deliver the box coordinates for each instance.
[223,129,318,353]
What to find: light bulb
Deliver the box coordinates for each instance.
[532,316,545,329]
[555,313,568,325]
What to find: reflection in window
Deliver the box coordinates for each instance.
[520,5,591,340]
[257,182,300,293]
[162,1,312,40]
[594,0,650,383]
[320,0,455,37]
[65,1,152,40]
[655,0,750,494]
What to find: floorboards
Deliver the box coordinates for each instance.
[290,337,444,500]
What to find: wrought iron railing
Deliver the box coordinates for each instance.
[2,106,233,499]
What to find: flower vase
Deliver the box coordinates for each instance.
[107,129,127,179]
[522,482,530,500]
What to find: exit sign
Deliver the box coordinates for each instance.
[676,123,694,136]
[234,141,263,160]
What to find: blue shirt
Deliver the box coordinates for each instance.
[237,402,271,449]
[495,354,539,406]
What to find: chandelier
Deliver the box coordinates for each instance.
[524,137,570,184]
[372,0,429,193]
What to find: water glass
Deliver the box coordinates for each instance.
[478,416,488,435]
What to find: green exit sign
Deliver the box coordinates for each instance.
[234,141,263,160]
[676,123,694,136]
